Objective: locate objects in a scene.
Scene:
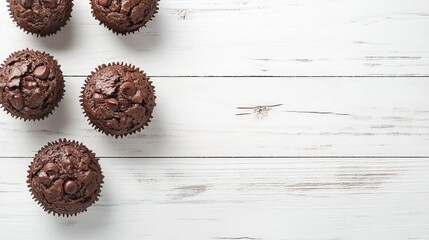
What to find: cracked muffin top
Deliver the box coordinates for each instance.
[90,0,159,34]
[81,63,156,138]
[7,0,73,36]
[0,49,64,120]
[28,139,103,216]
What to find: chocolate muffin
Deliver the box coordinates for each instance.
[90,0,159,35]
[0,49,65,121]
[7,0,73,37]
[27,139,103,216]
[81,63,156,138]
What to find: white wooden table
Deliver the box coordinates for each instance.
[1,1,429,239]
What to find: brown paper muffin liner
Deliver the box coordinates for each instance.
[90,0,159,35]
[7,0,74,37]
[0,49,65,121]
[80,62,156,138]
[27,139,104,217]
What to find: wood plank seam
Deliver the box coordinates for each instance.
[63,75,429,78]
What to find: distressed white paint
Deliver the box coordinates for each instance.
[0,77,429,157]
[0,0,429,76]
[1,0,429,239]
[1,158,429,240]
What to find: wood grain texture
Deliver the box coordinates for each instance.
[1,158,428,240]
[1,0,428,239]
[1,0,429,76]
[1,77,428,157]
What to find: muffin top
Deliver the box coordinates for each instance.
[7,0,73,36]
[81,63,156,138]
[90,0,159,34]
[0,49,64,120]
[28,139,103,216]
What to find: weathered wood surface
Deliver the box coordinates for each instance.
[1,77,428,157]
[0,0,428,239]
[1,158,429,240]
[0,0,429,76]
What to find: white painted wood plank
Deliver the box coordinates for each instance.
[1,0,429,76]
[0,77,428,157]
[1,158,428,240]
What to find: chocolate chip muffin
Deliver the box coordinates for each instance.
[0,49,65,121]
[81,63,156,138]
[27,139,103,216]
[7,0,73,37]
[90,0,159,35]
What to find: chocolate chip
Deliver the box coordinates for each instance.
[106,119,119,128]
[34,65,50,80]
[120,82,137,98]
[64,180,78,194]
[42,0,57,8]
[43,163,58,176]
[131,91,144,103]
[105,98,118,111]
[27,90,44,108]
[98,0,112,7]
[20,0,33,8]
[125,106,145,121]
[9,95,24,110]
[85,181,98,195]
[80,171,94,184]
